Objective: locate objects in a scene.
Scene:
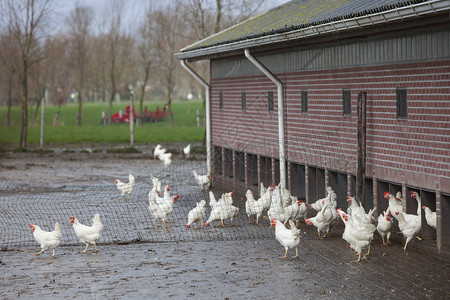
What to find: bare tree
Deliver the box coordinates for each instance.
[104,0,132,126]
[134,3,156,125]
[2,0,54,148]
[154,3,187,126]
[216,0,267,32]
[0,32,21,126]
[44,34,72,126]
[67,3,94,126]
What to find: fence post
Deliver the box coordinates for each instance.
[356,91,367,207]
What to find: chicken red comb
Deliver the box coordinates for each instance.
[114,179,118,183]
[230,191,234,196]
[185,223,190,229]
[383,192,390,197]
[421,205,425,209]
[30,224,34,228]
[204,222,210,227]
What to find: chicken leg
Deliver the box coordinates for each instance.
[162,220,169,228]
[353,251,367,263]
[292,247,299,259]
[281,249,289,259]
[81,242,90,253]
[33,249,45,256]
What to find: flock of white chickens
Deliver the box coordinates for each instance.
[30,143,437,263]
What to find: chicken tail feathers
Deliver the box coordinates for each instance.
[92,214,102,230]
[54,223,62,238]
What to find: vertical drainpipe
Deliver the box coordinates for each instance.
[180,60,211,176]
[244,49,286,189]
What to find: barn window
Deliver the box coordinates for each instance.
[343,89,351,116]
[219,91,223,109]
[301,90,308,113]
[396,88,407,119]
[268,91,274,111]
[241,91,246,111]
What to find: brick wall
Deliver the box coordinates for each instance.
[210,60,450,194]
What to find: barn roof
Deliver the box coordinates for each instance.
[176,0,448,60]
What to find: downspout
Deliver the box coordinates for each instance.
[244,48,286,189]
[180,60,211,176]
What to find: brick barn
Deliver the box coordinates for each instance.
[176,0,450,253]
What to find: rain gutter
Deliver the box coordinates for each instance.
[180,60,211,176]
[244,48,286,189]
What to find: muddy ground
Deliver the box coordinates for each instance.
[1,146,449,299]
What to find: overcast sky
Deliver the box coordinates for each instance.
[55,0,290,36]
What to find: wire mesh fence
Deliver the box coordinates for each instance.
[0,157,275,250]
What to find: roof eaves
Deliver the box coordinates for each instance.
[175,0,449,61]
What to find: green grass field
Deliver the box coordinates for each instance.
[0,100,205,148]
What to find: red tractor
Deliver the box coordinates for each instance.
[102,105,137,124]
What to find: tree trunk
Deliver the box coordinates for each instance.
[5,77,12,126]
[108,88,115,126]
[20,64,28,148]
[54,103,62,126]
[77,87,83,126]
[167,84,174,127]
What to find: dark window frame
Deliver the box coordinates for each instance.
[268,91,274,112]
[301,90,308,113]
[343,89,351,116]
[241,91,246,111]
[219,91,223,110]
[396,88,407,119]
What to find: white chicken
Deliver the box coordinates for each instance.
[204,204,222,227]
[309,186,336,212]
[205,191,238,227]
[150,174,162,194]
[154,144,166,159]
[396,211,421,253]
[70,214,103,253]
[186,200,206,229]
[30,223,62,257]
[193,170,211,191]
[148,191,179,228]
[218,204,240,227]
[159,152,172,174]
[183,144,191,158]
[347,196,376,225]
[115,174,135,200]
[376,209,393,245]
[209,191,234,208]
[258,184,276,215]
[305,202,334,239]
[384,192,403,218]
[272,219,301,258]
[422,205,436,229]
[245,189,266,225]
[292,200,309,226]
[337,209,375,262]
